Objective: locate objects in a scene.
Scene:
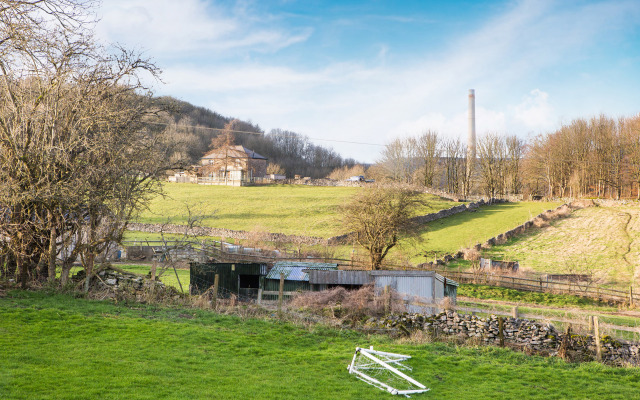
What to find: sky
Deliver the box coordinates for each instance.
[95,0,640,163]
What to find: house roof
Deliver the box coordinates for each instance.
[201,145,267,160]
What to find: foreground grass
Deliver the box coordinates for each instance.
[136,183,458,238]
[1,291,639,399]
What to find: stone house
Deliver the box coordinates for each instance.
[199,145,267,186]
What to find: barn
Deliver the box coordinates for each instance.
[190,262,267,299]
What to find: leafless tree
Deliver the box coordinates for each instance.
[415,130,440,188]
[340,185,424,269]
[477,133,507,197]
[442,138,463,194]
[505,135,524,195]
[0,0,179,287]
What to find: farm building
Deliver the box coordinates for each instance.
[308,270,458,312]
[199,145,267,186]
[262,261,338,300]
[190,262,267,299]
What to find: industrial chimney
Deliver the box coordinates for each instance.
[467,89,476,176]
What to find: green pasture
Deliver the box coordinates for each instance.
[135,183,458,238]
[2,291,639,400]
[119,264,190,292]
[478,205,640,288]
[405,201,561,263]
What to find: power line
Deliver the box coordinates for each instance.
[144,121,386,147]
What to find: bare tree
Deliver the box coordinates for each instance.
[505,135,524,195]
[0,0,178,287]
[477,133,507,197]
[442,138,463,194]
[340,185,424,269]
[415,130,440,188]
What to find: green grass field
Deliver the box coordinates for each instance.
[134,183,458,238]
[2,291,639,399]
[479,204,640,288]
[403,201,561,263]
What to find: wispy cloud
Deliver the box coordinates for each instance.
[95,0,640,162]
[96,0,312,56]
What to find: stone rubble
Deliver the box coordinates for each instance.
[367,311,640,366]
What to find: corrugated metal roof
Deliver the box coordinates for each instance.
[307,270,372,285]
[435,273,459,287]
[266,263,338,282]
[273,261,338,269]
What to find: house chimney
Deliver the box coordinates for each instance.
[467,89,476,174]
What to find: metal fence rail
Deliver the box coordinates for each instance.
[434,269,638,305]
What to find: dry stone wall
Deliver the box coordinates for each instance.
[127,199,506,247]
[369,311,640,366]
[127,223,328,246]
[419,201,592,268]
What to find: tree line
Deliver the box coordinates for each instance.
[362,114,640,199]
[160,98,357,179]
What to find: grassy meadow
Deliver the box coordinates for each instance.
[478,204,640,288]
[134,183,458,238]
[2,291,640,400]
[402,201,561,264]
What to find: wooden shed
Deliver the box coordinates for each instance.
[190,262,267,299]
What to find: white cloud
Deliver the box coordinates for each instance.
[95,0,640,162]
[512,89,554,132]
[95,0,311,55]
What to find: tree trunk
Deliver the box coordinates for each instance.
[83,253,95,293]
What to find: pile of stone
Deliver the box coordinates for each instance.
[366,311,640,366]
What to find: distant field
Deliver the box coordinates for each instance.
[134,183,458,238]
[481,204,640,288]
[119,264,190,292]
[2,291,639,399]
[402,201,561,263]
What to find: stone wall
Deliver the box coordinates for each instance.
[368,311,640,366]
[127,222,328,246]
[419,201,592,268]
[128,199,506,247]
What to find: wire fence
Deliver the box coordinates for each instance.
[434,269,638,305]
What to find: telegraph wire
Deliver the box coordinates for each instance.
[143,120,386,147]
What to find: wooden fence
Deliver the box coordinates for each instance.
[434,269,638,305]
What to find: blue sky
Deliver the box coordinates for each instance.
[96,0,640,163]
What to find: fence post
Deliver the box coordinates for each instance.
[384,285,391,315]
[630,286,634,306]
[511,306,518,319]
[212,274,219,308]
[594,316,602,362]
[278,272,285,313]
[257,288,263,305]
[498,316,505,347]
[588,315,594,333]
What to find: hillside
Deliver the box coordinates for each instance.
[481,202,640,288]
[158,96,356,178]
[133,183,458,238]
